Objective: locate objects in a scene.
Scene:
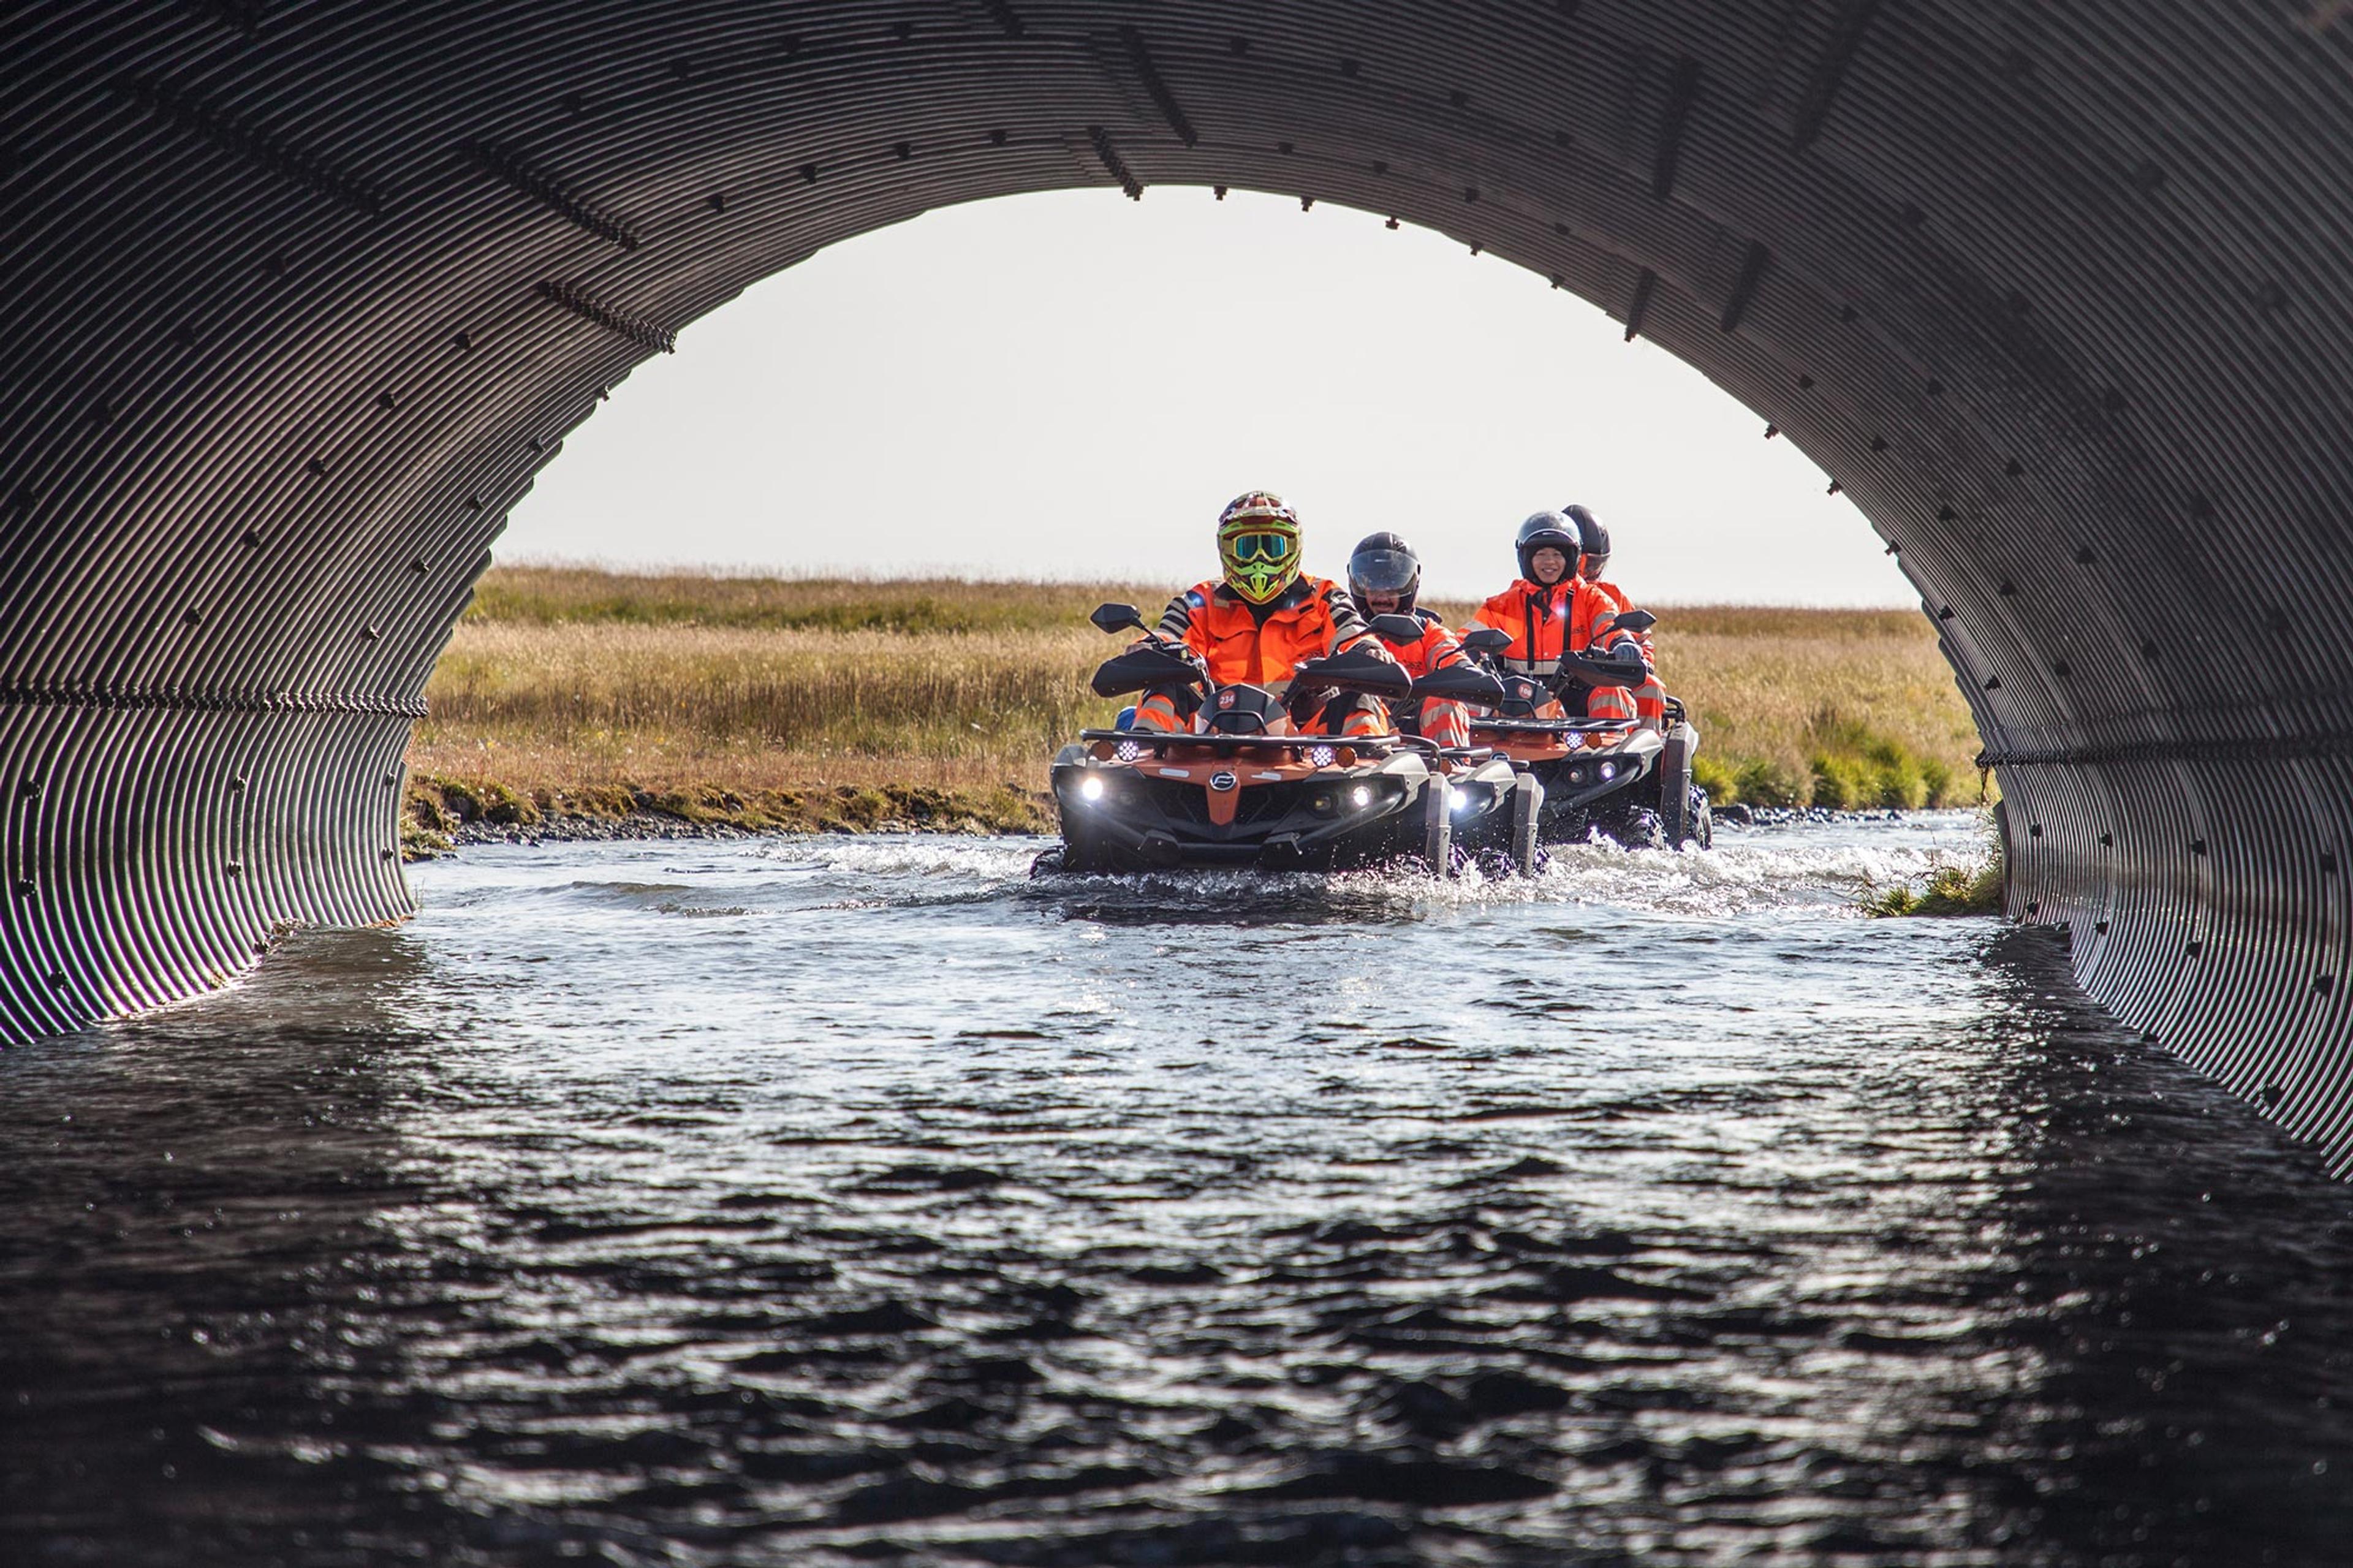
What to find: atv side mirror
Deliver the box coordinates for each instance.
[1091,602,1148,637]
[1368,613,1423,643]
[1460,627,1511,654]
[1612,609,1658,635]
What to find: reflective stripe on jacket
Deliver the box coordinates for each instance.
[1372,607,1471,680]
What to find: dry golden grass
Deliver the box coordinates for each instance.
[411,567,1987,816]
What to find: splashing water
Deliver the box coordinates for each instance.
[3,813,2349,1567]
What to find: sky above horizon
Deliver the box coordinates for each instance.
[501,187,1914,608]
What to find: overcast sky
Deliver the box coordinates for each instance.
[502,187,1912,608]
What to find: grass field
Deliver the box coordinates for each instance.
[404,566,1987,840]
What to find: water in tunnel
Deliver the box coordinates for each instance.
[0,4,2350,1157]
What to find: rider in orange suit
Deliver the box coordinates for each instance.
[1132,491,1398,739]
[1346,531,1476,749]
[1473,510,1639,726]
[1565,503,1665,731]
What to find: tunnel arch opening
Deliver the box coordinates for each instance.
[4,3,2351,1167]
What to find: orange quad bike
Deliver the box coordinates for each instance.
[1035,604,1539,876]
[1458,612,1711,851]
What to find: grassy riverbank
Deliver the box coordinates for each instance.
[404,566,1985,841]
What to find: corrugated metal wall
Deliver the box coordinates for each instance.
[4,1,2349,1165]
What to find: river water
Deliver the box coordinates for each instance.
[4,816,2352,1567]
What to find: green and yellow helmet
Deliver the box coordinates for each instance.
[1216,491,1304,605]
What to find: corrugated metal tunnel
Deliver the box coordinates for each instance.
[4,1,2351,1165]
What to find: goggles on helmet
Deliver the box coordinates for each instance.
[1228,532,1294,564]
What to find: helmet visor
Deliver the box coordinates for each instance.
[1347,547,1419,596]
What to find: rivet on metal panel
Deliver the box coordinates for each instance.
[2026,901,2039,915]
[361,626,380,642]
[229,775,246,792]
[2191,839,2207,855]
[708,192,725,212]
[990,129,1007,146]
[2096,920,2110,934]
[17,778,39,797]
[381,847,396,861]
[2188,940,2203,956]
[2261,1083,2285,1107]
[226,861,242,877]
[453,330,472,351]
[2100,833,2113,847]
[801,163,818,183]
[2029,823,2043,836]
[241,528,262,547]
[47,973,65,988]
[12,880,31,898]
[2319,975,2336,996]
[409,558,427,574]
[305,456,327,477]
[893,142,912,161]
[376,391,397,411]
[183,609,203,627]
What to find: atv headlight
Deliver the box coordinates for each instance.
[1079,775,1106,802]
[1306,744,1336,768]
[1451,789,1475,812]
[1566,766,1588,786]
[1351,785,1373,809]
[1599,762,1617,781]
[1115,738,1143,763]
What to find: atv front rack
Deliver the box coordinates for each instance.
[1080,729,1398,765]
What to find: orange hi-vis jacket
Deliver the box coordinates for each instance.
[1154,576,1386,691]
[1372,607,1473,679]
[1472,577,1627,676]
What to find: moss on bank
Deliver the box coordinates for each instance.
[401,773,1051,858]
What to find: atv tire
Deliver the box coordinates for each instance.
[1509,772,1543,877]
[1422,779,1455,876]
[1658,722,1708,849]
[1684,787,1714,851]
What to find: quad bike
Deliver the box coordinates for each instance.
[1036,604,1542,876]
[1457,612,1712,851]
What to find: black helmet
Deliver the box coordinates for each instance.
[1563,504,1610,580]
[1514,510,1582,585]
[1347,531,1423,615]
